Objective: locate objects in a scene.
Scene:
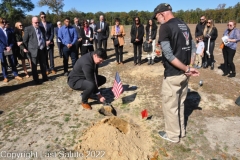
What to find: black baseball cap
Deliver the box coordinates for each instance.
[152,3,172,20]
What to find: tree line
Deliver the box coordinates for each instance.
[0,0,240,27]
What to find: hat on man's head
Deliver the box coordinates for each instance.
[152,3,172,20]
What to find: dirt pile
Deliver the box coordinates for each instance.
[75,117,152,160]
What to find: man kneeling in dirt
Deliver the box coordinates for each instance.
[68,48,107,110]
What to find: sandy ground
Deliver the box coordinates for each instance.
[0,23,240,160]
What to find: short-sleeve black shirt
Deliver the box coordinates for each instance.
[158,18,192,77]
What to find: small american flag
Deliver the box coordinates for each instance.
[112,72,123,99]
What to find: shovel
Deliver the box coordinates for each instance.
[98,101,117,116]
[206,37,211,58]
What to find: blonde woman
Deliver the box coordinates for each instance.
[14,22,31,77]
[202,19,218,69]
[111,18,126,65]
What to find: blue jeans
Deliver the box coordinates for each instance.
[62,45,77,73]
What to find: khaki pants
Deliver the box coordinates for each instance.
[161,74,188,141]
[194,54,202,67]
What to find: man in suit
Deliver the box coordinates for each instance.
[23,16,48,84]
[54,21,62,58]
[58,17,78,76]
[89,19,98,50]
[95,15,109,52]
[72,17,82,57]
[0,17,22,82]
[39,11,56,75]
[68,48,107,110]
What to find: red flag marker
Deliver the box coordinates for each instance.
[141,109,148,119]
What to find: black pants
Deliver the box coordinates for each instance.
[46,44,55,70]
[98,39,107,51]
[81,45,94,55]
[57,42,63,57]
[203,41,215,66]
[75,40,82,57]
[93,39,98,50]
[222,46,236,74]
[115,45,123,63]
[62,46,77,73]
[68,75,106,103]
[133,43,142,64]
[30,49,48,82]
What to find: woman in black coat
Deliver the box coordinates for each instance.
[145,19,157,65]
[130,17,144,65]
[202,19,218,69]
[80,20,94,55]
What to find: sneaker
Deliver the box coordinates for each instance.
[158,131,179,143]
[64,72,69,76]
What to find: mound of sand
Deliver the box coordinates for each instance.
[75,117,152,160]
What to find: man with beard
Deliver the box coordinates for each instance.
[152,3,199,143]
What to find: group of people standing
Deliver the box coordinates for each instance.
[194,15,240,77]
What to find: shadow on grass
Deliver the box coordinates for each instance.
[184,90,202,129]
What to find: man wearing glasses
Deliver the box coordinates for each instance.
[39,11,56,75]
[23,17,49,85]
[54,21,63,58]
[195,15,207,41]
[152,3,199,143]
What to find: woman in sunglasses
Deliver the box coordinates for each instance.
[222,20,240,77]
[202,19,218,69]
[14,22,31,78]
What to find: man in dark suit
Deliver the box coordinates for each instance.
[0,17,22,82]
[68,48,107,110]
[39,11,56,75]
[72,17,82,57]
[95,15,109,52]
[23,16,48,84]
[54,21,62,58]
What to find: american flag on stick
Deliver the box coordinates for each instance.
[112,72,123,99]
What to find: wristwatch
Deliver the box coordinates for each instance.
[185,66,190,73]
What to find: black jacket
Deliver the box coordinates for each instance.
[68,52,98,91]
[130,24,144,44]
[94,21,109,41]
[80,27,94,45]
[146,26,157,41]
[195,22,206,38]
[203,27,218,42]
[72,24,81,39]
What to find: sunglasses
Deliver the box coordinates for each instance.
[34,22,39,24]
[19,25,23,27]
[135,20,139,21]
[207,22,211,24]
[200,19,205,20]
[227,24,233,27]
[41,16,46,19]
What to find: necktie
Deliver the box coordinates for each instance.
[67,27,72,42]
[101,22,103,30]
[36,28,44,49]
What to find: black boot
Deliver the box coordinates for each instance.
[222,73,228,76]
[148,59,151,65]
[228,72,236,78]
[211,62,214,70]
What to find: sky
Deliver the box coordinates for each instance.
[27,0,239,15]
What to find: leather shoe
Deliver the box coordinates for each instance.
[15,76,22,80]
[51,69,57,74]
[81,103,92,110]
[3,78,8,83]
